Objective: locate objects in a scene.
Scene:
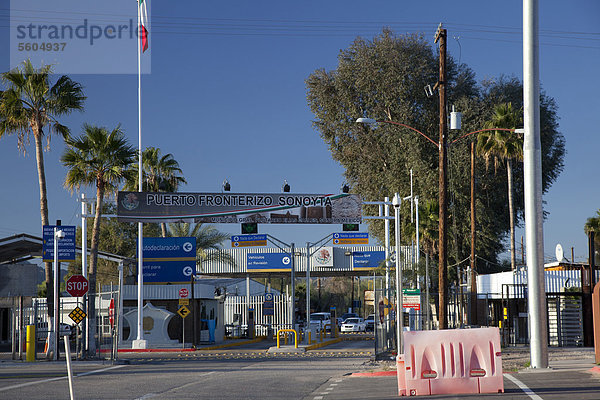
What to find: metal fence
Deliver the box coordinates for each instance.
[8,291,119,360]
[224,294,291,337]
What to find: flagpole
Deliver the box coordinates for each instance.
[134,0,146,349]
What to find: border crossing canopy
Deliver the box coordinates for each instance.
[117,192,362,224]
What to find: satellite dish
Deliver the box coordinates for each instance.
[555,243,564,262]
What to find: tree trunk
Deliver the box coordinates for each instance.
[33,125,53,358]
[161,222,167,238]
[87,182,105,357]
[507,159,516,270]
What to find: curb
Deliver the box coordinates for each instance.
[305,337,342,350]
[199,337,264,351]
[99,338,265,353]
[352,370,397,377]
[103,348,197,353]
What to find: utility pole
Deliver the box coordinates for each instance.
[435,24,448,330]
[470,140,477,325]
[523,0,548,368]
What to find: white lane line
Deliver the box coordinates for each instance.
[134,371,215,400]
[0,365,126,392]
[76,365,126,377]
[504,373,544,400]
[0,376,66,392]
[313,397,323,400]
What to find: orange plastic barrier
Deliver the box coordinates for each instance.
[400,327,504,396]
[397,354,407,396]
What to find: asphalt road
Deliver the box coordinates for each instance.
[0,355,369,399]
[1,339,598,400]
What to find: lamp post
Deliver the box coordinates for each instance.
[356,117,519,329]
[392,193,403,353]
[53,228,64,360]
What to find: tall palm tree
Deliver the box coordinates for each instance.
[477,102,523,270]
[584,210,600,261]
[0,60,85,331]
[61,124,135,356]
[584,210,600,234]
[124,147,187,237]
[167,222,236,271]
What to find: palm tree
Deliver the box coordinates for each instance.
[167,222,236,271]
[0,60,85,332]
[124,147,187,237]
[61,124,135,356]
[584,210,600,261]
[477,102,523,270]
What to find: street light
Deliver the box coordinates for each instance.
[357,116,447,328]
[53,228,65,360]
[222,179,231,192]
[392,193,403,353]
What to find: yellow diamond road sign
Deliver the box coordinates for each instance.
[69,306,87,324]
[177,305,190,318]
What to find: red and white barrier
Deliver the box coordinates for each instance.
[397,327,504,396]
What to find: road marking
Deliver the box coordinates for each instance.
[504,373,544,400]
[0,365,126,393]
[313,397,323,400]
[76,365,126,377]
[134,371,215,400]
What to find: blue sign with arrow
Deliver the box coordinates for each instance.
[140,237,196,283]
[247,253,292,272]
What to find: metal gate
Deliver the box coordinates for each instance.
[224,294,291,337]
[547,295,583,347]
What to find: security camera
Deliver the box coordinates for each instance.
[392,193,401,209]
[55,230,65,239]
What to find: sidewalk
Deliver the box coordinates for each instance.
[309,347,599,400]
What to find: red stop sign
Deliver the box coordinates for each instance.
[66,275,89,297]
[179,288,189,298]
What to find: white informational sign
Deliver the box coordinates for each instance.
[311,246,333,267]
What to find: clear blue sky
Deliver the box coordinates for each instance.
[0,0,598,264]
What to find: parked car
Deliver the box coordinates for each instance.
[309,312,332,333]
[365,314,375,332]
[336,312,358,327]
[340,317,366,333]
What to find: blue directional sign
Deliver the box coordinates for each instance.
[43,225,76,262]
[247,253,292,272]
[140,237,196,283]
[231,234,267,247]
[352,251,386,270]
[332,232,368,245]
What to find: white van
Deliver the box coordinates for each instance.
[309,312,332,332]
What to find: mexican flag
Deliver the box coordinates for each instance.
[139,0,149,52]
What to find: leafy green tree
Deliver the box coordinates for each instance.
[124,147,187,237]
[306,29,565,272]
[167,223,236,271]
[478,102,523,270]
[61,124,135,356]
[0,60,85,328]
